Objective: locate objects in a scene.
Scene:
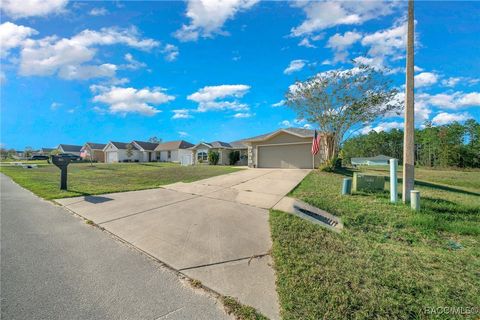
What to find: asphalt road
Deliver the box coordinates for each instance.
[0,174,229,320]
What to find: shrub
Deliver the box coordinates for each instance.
[208,150,220,165]
[228,151,240,165]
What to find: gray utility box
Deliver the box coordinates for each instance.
[353,172,385,192]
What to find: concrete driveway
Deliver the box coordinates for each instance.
[56,168,310,319]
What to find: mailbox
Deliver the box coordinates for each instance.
[51,155,71,190]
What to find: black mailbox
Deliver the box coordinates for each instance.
[51,155,71,190]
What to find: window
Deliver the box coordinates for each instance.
[197,151,207,161]
[167,151,171,159]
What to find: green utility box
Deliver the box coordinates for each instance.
[353,173,385,192]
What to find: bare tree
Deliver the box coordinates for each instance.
[126,143,134,160]
[285,64,401,168]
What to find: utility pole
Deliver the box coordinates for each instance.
[403,0,415,203]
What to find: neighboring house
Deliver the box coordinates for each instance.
[189,141,248,165]
[39,148,55,155]
[103,141,141,163]
[57,144,82,156]
[242,128,327,169]
[154,140,194,164]
[131,141,160,162]
[81,142,107,162]
[351,155,392,166]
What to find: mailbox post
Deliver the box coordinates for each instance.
[51,155,71,190]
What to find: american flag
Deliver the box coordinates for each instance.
[311,130,321,155]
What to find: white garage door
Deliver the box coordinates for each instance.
[107,152,116,163]
[258,143,312,169]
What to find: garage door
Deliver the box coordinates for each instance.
[106,152,116,163]
[258,143,312,169]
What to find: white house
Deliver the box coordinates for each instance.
[154,140,194,164]
[131,141,160,162]
[189,141,248,165]
[103,141,142,163]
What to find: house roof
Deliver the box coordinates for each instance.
[41,148,55,153]
[85,142,107,150]
[109,141,139,150]
[58,144,82,152]
[155,140,194,151]
[229,140,248,149]
[242,127,316,142]
[190,140,247,150]
[132,140,159,151]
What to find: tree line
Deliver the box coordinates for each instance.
[341,119,480,168]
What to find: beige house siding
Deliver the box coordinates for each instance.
[247,132,327,168]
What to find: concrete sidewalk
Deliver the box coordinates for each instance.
[1,174,229,320]
[56,168,311,319]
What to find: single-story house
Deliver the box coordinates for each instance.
[131,141,160,162]
[243,128,327,169]
[189,141,248,165]
[351,155,392,166]
[39,148,55,155]
[57,144,82,156]
[81,142,107,162]
[154,140,194,163]
[103,141,142,163]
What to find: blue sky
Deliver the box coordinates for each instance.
[1,0,479,150]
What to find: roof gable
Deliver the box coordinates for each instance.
[85,142,107,150]
[155,140,195,151]
[58,144,82,152]
[242,127,315,142]
[132,140,159,151]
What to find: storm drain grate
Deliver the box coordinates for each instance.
[294,205,338,227]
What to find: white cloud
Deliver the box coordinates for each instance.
[91,86,175,116]
[326,31,362,63]
[360,121,403,134]
[418,92,480,110]
[280,120,292,127]
[178,131,189,137]
[361,19,407,61]
[172,109,192,119]
[174,0,259,41]
[352,56,385,70]
[279,118,313,129]
[284,59,307,74]
[272,100,285,107]
[0,22,38,56]
[291,1,397,37]
[441,76,480,88]
[50,102,61,110]
[19,27,159,80]
[188,84,249,102]
[58,64,117,80]
[298,38,316,48]
[431,112,471,126]
[123,53,146,70]
[1,0,68,19]
[162,44,179,61]
[188,84,251,113]
[415,72,438,88]
[233,112,253,118]
[414,65,424,72]
[89,7,108,16]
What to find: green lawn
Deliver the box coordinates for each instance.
[271,167,480,319]
[0,162,241,200]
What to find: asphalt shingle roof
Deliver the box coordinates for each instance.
[85,142,107,150]
[58,144,82,152]
[110,141,138,150]
[132,141,159,151]
[155,140,194,151]
[243,127,315,141]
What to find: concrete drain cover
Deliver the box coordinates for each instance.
[273,197,343,232]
